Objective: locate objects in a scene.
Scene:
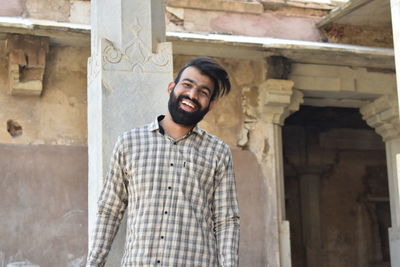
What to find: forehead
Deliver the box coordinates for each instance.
[179,67,215,90]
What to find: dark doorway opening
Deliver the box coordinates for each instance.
[283,106,391,267]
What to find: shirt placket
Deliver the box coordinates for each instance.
[156,136,181,266]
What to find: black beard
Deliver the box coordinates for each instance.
[168,92,210,126]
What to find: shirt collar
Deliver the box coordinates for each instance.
[148,115,205,136]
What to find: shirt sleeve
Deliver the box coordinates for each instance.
[213,146,240,267]
[86,136,129,267]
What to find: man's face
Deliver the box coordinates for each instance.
[168,66,215,126]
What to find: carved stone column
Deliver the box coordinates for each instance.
[238,79,303,267]
[360,94,400,266]
[88,0,172,266]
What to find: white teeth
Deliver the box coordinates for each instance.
[182,100,195,109]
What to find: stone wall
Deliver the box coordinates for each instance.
[0,49,270,266]
[0,44,89,266]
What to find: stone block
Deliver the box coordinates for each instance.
[166,0,264,14]
[6,34,49,96]
[291,75,341,91]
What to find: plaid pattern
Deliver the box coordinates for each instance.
[87,117,240,267]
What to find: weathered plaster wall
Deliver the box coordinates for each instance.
[0,45,89,145]
[0,143,88,267]
[0,0,90,24]
[0,44,89,266]
[167,7,325,41]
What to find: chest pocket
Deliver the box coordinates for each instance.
[180,159,216,209]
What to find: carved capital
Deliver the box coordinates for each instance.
[360,95,400,141]
[243,79,303,125]
[238,79,303,147]
[6,34,49,96]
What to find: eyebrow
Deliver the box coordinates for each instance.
[182,78,212,94]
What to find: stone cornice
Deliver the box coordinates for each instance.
[0,17,394,69]
[166,0,264,14]
[257,79,303,125]
[360,95,400,141]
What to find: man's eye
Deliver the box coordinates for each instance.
[200,90,209,96]
[182,83,191,87]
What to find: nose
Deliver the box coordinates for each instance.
[187,87,199,100]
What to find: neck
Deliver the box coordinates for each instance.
[160,113,195,140]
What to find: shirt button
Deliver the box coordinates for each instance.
[164,211,168,214]
[170,163,174,166]
[168,186,172,190]
[157,260,161,264]
[161,236,164,239]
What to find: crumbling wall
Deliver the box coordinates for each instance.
[0,45,89,145]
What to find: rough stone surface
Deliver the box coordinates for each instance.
[322,23,394,48]
[69,0,91,24]
[6,34,49,96]
[0,0,25,16]
[25,0,70,22]
[180,9,323,41]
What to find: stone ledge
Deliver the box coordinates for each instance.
[0,16,90,47]
[166,0,264,14]
[0,17,394,69]
[261,0,338,11]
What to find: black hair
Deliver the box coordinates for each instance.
[174,57,231,101]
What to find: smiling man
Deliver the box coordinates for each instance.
[86,57,240,267]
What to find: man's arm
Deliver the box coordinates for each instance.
[213,146,240,267]
[86,137,129,267]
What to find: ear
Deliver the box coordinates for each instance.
[167,82,175,94]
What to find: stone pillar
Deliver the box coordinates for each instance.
[238,79,303,267]
[300,174,322,267]
[360,95,400,266]
[391,0,400,109]
[88,0,172,265]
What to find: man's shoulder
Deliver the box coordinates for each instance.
[199,127,231,152]
[117,121,155,143]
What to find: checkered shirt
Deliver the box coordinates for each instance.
[87,117,240,267]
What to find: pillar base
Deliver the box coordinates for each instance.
[389,227,400,266]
